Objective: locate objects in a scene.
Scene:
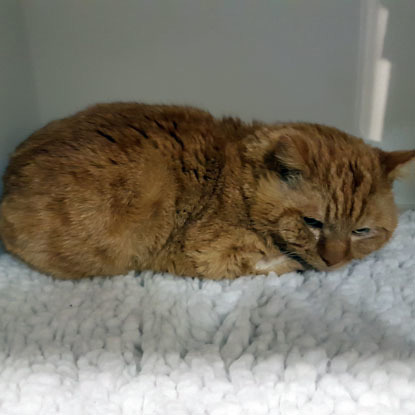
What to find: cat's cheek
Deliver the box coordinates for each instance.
[351,232,391,258]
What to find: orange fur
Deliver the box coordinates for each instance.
[1,103,414,279]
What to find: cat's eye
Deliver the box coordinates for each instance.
[303,217,323,229]
[352,227,371,235]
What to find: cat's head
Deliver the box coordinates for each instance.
[242,123,415,271]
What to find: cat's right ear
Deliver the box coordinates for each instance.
[379,149,415,181]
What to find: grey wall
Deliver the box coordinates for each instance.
[2,0,414,207]
[21,0,361,131]
[0,0,39,195]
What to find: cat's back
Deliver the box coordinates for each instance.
[9,103,214,166]
[4,103,221,195]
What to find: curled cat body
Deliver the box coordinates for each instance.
[1,103,414,280]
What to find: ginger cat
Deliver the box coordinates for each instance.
[1,103,414,280]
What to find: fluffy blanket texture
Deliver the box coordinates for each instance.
[0,211,415,415]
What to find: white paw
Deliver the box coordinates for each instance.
[255,256,287,272]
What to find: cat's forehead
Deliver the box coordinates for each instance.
[312,156,380,222]
[288,126,384,222]
[257,124,391,223]
[285,125,382,182]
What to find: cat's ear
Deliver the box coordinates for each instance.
[379,149,415,180]
[264,138,305,184]
[243,129,308,184]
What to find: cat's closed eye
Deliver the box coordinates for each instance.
[352,227,371,236]
[303,217,323,229]
[304,216,372,237]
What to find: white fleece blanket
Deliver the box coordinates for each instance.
[0,211,415,415]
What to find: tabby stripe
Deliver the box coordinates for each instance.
[96,129,116,143]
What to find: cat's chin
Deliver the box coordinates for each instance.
[297,255,350,273]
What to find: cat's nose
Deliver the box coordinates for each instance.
[320,250,343,267]
[318,240,347,267]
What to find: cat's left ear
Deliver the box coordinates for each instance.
[379,149,415,180]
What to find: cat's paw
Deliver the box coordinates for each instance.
[254,255,303,275]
